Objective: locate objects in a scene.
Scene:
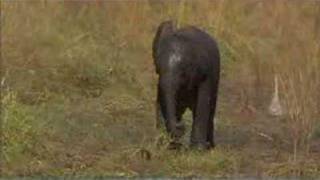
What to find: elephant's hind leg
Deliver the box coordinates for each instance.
[190,80,212,150]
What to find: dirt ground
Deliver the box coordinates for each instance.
[2,79,319,177]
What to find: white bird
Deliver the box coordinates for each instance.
[268,74,283,116]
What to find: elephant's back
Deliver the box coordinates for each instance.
[157,26,220,77]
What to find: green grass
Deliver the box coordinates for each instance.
[2,91,41,164]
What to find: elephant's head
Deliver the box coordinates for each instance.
[152,20,177,72]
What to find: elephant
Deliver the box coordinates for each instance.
[152,21,220,150]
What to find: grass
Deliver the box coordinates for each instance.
[1,0,320,177]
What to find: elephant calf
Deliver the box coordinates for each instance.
[152,21,220,150]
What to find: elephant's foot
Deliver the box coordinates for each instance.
[167,122,185,139]
[175,122,185,138]
[167,141,183,150]
[208,141,215,149]
[190,141,212,151]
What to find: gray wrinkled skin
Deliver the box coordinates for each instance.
[152,21,220,150]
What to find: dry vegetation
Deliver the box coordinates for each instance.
[1,0,320,178]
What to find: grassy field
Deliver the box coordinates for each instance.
[1,0,320,177]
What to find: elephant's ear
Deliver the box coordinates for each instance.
[152,20,176,62]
